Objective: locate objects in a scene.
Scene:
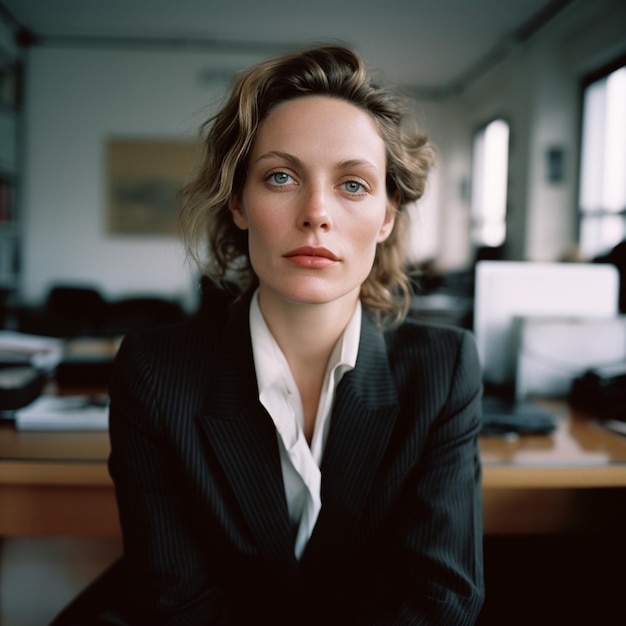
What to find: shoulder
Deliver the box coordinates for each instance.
[117,313,220,365]
[382,317,482,401]
[376,319,482,430]
[384,316,477,366]
[108,311,232,432]
[111,309,230,398]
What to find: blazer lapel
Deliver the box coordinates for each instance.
[304,311,399,557]
[196,298,298,572]
[195,302,399,570]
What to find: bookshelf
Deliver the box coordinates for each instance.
[0,35,22,320]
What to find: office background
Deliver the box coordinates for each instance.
[3,0,624,311]
[1,0,625,624]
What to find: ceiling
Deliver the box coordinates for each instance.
[1,0,576,97]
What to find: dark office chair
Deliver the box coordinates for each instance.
[18,285,108,337]
[102,296,187,335]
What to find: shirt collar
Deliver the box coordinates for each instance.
[249,290,361,401]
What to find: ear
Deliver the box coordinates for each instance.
[377,193,399,243]
[229,195,249,230]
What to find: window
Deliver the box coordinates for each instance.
[578,60,626,258]
[470,118,510,248]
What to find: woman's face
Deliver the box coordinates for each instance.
[231,95,395,310]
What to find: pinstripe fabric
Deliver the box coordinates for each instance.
[108,296,484,625]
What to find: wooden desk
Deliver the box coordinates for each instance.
[1,399,625,537]
[481,399,626,534]
[0,425,118,536]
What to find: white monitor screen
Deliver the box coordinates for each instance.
[474,261,620,390]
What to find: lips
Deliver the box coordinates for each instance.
[283,246,339,269]
[283,246,339,261]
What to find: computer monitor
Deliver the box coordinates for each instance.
[474,261,620,393]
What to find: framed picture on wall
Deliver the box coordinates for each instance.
[106,138,200,236]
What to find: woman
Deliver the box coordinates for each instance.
[109,45,484,625]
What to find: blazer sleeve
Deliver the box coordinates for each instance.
[359,329,484,625]
[108,331,229,625]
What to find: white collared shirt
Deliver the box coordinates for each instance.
[249,290,361,559]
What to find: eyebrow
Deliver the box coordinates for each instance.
[254,151,302,166]
[337,158,381,173]
[254,151,381,173]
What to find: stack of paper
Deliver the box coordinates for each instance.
[14,395,109,431]
[0,331,63,371]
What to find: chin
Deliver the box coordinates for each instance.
[268,279,359,307]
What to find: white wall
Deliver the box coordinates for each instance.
[20,46,264,306]
[419,98,474,271]
[403,102,444,266]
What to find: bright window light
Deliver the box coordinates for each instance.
[604,68,626,211]
[579,63,626,257]
[471,119,510,247]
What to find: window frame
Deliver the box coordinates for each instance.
[577,53,626,259]
[470,116,511,249]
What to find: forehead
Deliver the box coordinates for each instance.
[251,95,386,161]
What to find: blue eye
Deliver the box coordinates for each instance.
[268,171,292,185]
[343,180,364,193]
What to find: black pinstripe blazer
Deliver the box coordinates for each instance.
[108,296,484,625]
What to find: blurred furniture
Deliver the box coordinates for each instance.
[1,398,625,537]
[0,394,626,626]
[474,261,620,395]
[0,287,15,328]
[53,336,122,390]
[409,292,473,328]
[408,267,475,329]
[15,285,189,337]
[3,396,626,626]
[102,296,186,335]
[407,248,504,331]
[18,285,108,338]
[594,239,626,313]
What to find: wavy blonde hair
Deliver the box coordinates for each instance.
[180,44,435,325]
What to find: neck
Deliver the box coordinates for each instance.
[257,287,359,444]
[257,287,359,367]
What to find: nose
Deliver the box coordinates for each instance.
[298,184,331,232]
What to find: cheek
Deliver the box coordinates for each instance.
[353,213,392,250]
[245,213,279,265]
[347,226,383,278]
[245,210,274,244]
[245,234,267,280]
